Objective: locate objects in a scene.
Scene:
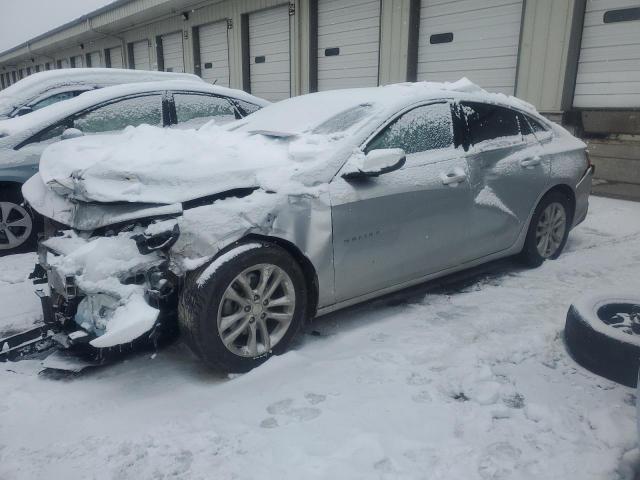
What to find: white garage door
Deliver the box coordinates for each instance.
[88,51,101,68]
[249,5,291,102]
[71,55,84,68]
[574,0,640,108]
[199,21,230,87]
[161,32,185,73]
[417,0,523,95]
[317,0,381,91]
[132,40,151,70]
[107,47,124,69]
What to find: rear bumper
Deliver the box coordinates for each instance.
[573,165,594,228]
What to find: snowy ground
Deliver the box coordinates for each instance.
[1,196,639,480]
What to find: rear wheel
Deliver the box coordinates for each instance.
[0,187,38,256]
[519,191,572,267]
[178,242,309,372]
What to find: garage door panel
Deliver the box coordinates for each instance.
[199,21,229,87]
[422,0,521,17]
[133,41,150,70]
[249,5,291,102]
[161,32,184,73]
[574,0,640,107]
[417,0,522,95]
[317,0,380,91]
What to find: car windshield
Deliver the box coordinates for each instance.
[233,90,379,136]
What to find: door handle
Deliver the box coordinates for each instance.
[442,171,467,186]
[520,156,541,168]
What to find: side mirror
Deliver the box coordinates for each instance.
[14,106,33,117]
[343,148,406,179]
[61,128,84,140]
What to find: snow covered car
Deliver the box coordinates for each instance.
[0,68,204,120]
[0,81,268,254]
[23,79,593,372]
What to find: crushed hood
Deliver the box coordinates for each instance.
[38,122,339,205]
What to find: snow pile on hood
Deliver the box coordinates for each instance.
[39,121,335,204]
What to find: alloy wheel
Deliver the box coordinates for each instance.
[535,202,566,258]
[0,201,32,251]
[217,263,296,357]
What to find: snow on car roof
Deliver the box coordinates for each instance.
[0,80,269,138]
[236,78,540,136]
[0,68,205,115]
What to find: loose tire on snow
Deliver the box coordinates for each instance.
[178,241,309,373]
[519,191,572,267]
[564,294,640,387]
[0,186,39,256]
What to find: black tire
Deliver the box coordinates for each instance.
[564,294,640,387]
[178,241,309,373]
[0,186,39,257]
[519,190,572,267]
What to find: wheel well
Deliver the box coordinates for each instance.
[545,184,576,221]
[245,234,320,317]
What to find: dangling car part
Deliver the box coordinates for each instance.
[565,293,640,388]
[21,79,593,373]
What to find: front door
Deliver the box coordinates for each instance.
[330,101,473,303]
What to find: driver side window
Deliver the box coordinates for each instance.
[366,103,454,156]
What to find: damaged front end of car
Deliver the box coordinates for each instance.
[28,214,184,363]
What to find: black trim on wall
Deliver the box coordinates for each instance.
[309,0,318,93]
[85,53,92,67]
[155,36,164,71]
[127,42,135,69]
[562,0,587,111]
[241,14,251,93]
[104,48,112,68]
[192,26,202,77]
[406,0,421,82]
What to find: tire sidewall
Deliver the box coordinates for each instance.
[190,243,308,372]
[522,191,572,265]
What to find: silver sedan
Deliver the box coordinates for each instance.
[25,81,594,372]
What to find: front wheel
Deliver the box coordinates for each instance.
[519,191,572,267]
[178,242,309,372]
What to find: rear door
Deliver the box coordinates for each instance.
[330,101,473,302]
[458,102,550,258]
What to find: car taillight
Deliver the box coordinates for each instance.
[585,149,595,175]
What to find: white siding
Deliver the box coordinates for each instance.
[133,40,151,70]
[574,0,640,108]
[161,31,185,72]
[317,0,381,91]
[108,46,124,68]
[199,21,230,87]
[417,0,523,95]
[249,5,291,101]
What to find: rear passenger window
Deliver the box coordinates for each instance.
[462,102,522,147]
[74,94,163,133]
[366,102,454,155]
